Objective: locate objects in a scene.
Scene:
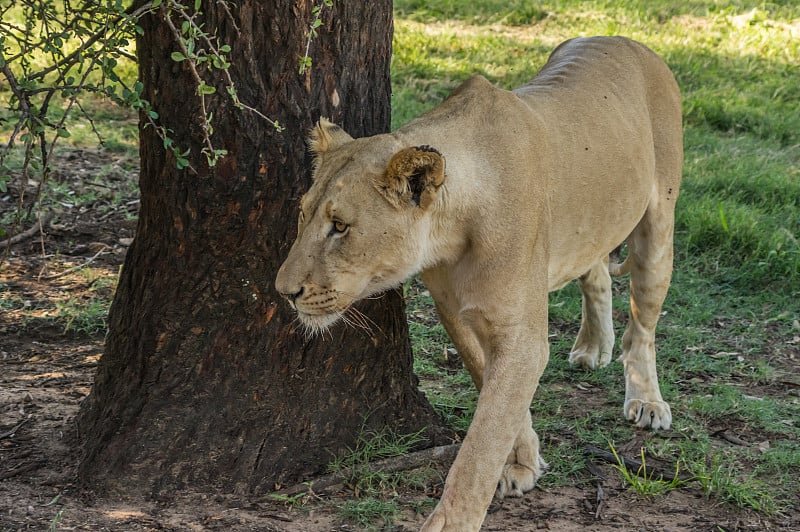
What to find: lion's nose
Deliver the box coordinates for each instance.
[280,286,304,302]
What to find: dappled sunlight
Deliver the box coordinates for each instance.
[16,371,66,382]
[1,258,118,337]
[104,509,148,520]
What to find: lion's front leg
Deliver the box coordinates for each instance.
[421,327,549,532]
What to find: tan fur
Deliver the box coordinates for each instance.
[276,37,682,531]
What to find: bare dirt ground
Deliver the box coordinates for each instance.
[2,149,798,531]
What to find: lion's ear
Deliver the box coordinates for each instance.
[308,118,354,156]
[378,146,445,210]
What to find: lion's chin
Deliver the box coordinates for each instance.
[296,311,342,335]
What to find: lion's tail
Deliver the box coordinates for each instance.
[608,256,631,276]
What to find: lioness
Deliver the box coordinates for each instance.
[276,36,682,531]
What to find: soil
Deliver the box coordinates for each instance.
[1,148,798,531]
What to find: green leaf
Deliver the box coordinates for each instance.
[171,51,186,62]
[151,0,162,7]
[197,83,216,95]
[220,44,231,53]
[195,0,202,11]
[57,128,71,138]
[148,110,159,119]
[176,157,189,170]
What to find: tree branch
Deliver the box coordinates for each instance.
[584,445,693,482]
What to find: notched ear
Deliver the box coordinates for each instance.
[308,118,354,157]
[378,146,446,210]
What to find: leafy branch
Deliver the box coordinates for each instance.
[0,0,153,235]
[0,0,285,202]
[158,0,284,169]
[299,0,334,74]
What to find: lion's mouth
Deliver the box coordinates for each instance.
[294,299,378,336]
[287,287,377,335]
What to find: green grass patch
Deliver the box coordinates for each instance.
[328,426,436,528]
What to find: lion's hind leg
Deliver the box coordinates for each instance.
[496,410,548,498]
[569,257,615,370]
[619,202,674,430]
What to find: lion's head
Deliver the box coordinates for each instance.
[275,119,446,332]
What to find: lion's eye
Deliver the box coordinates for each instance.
[330,220,349,235]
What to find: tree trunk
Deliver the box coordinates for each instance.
[77,0,442,496]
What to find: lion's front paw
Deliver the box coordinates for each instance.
[495,456,547,498]
[624,398,672,430]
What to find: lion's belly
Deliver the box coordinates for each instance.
[543,124,656,291]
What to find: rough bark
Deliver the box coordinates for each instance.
[77,0,442,496]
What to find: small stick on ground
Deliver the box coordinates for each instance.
[273,443,461,497]
[584,445,693,482]
[0,212,54,250]
[595,480,605,519]
[41,245,110,280]
[0,417,31,440]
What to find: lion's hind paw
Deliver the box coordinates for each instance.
[569,344,611,370]
[624,398,672,430]
[495,456,547,498]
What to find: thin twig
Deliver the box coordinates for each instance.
[0,461,45,480]
[41,245,110,280]
[0,417,31,440]
[160,3,215,157]
[595,480,605,519]
[0,212,54,251]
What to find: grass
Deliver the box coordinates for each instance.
[0,267,114,338]
[609,443,688,498]
[327,426,435,528]
[687,447,783,514]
